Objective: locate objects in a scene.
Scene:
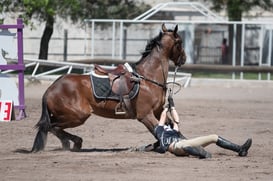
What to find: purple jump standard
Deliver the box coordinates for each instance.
[0,19,26,120]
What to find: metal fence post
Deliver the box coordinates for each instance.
[240,23,245,80]
[232,24,237,80]
[63,29,68,62]
[122,28,127,60]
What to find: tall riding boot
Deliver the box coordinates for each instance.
[216,136,252,157]
[183,146,212,159]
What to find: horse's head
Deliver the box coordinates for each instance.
[161,24,186,66]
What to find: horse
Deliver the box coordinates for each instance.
[30,24,186,152]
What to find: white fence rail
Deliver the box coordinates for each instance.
[82,19,272,80]
[2,58,192,87]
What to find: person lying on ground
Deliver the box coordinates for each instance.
[154,96,252,159]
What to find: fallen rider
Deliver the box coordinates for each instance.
[153,96,252,159]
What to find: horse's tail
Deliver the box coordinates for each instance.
[31,94,51,153]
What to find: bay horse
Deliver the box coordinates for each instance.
[30,24,186,152]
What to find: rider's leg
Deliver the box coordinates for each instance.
[171,135,252,158]
[182,146,212,159]
[177,134,252,157]
[179,134,218,148]
[170,135,217,159]
[171,141,212,159]
[216,136,252,157]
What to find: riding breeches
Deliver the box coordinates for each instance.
[170,134,219,156]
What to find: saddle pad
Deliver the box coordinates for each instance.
[90,72,139,100]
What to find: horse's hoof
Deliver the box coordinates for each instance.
[72,138,83,151]
[62,140,71,150]
[71,147,81,152]
[133,144,154,152]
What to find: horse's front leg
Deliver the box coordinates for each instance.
[135,141,160,152]
[139,113,159,134]
[136,113,160,152]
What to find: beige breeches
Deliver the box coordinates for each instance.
[171,134,218,156]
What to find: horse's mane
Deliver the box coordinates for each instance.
[141,32,163,59]
[134,29,174,66]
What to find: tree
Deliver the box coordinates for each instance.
[0,0,150,60]
[207,0,273,65]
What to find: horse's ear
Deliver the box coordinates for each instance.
[162,23,167,32]
[174,25,178,34]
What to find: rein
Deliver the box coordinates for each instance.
[140,75,167,90]
[132,71,166,90]
[133,53,168,90]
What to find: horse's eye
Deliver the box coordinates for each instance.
[176,40,182,45]
[176,42,182,49]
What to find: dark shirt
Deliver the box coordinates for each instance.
[154,125,181,153]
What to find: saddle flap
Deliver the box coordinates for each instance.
[109,72,134,96]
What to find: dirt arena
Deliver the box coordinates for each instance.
[0,78,273,181]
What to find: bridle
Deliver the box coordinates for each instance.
[134,31,183,91]
[133,45,168,90]
[135,58,179,91]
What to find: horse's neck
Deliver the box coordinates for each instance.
[136,50,169,82]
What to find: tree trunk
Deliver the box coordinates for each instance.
[228,24,233,65]
[39,15,54,60]
[228,24,242,65]
[227,1,243,65]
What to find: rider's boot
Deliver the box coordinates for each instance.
[183,146,212,159]
[216,136,252,157]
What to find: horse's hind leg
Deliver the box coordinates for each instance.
[51,127,83,151]
[51,128,70,150]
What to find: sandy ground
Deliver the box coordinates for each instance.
[0,78,273,181]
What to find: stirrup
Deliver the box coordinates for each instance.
[115,103,126,115]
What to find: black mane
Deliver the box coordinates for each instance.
[134,29,174,66]
[133,32,163,66]
[141,32,163,58]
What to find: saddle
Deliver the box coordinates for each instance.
[94,63,139,115]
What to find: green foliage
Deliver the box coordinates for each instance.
[1,0,151,59]
[207,0,273,21]
[0,0,18,22]
[1,0,150,24]
[81,0,150,19]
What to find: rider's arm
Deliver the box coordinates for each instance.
[168,96,180,131]
[159,108,168,126]
[170,108,179,123]
[168,95,180,124]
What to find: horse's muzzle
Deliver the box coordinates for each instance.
[177,54,186,66]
